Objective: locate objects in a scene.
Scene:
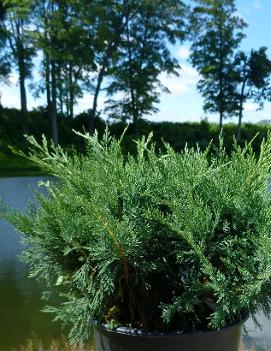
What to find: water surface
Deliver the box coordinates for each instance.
[0,177,62,351]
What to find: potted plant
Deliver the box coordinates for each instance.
[3,130,271,351]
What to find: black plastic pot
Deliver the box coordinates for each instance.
[94,321,244,351]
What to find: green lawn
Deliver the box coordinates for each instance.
[0,152,45,177]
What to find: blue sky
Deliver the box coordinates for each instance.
[1,0,271,124]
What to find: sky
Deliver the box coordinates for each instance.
[1,0,271,124]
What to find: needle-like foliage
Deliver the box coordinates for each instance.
[4,130,271,344]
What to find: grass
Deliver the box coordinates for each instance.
[13,335,252,351]
[0,152,45,177]
[12,335,94,351]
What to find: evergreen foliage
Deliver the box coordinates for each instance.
[3,130,271,343]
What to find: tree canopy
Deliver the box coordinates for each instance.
[0,0,271,141]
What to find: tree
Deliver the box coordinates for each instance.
[33,0,62,145]
[43,0,86,120]
[34,0,92,143]
[189,0,247,128]
[1,0,36,133]
[0,0,11,119]
[105,0,187,127]
[234,47,271,140]
[71,0,134,133]
[56,62,84,119]
[0,50,11,121]
[34,0,101,142]
[37,0,59,144]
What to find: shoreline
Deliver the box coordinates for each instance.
[0,152,44,177]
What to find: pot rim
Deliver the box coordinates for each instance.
[93,311,249,337]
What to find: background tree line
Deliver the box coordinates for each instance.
[0,0,271,147]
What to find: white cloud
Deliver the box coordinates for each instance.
[1,86,20,108]
[9,73,19,85]
[75,93,107,114]
[160,65,199,97]
[176,46,191,60]
[244,101,258,112]
[262,103,271,114]
[151,109,203,123]
[239,0,262,17]
[238,101,271,123]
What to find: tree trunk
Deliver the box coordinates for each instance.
[0,94,2,123]
[58,63,64,115]
[126,22,138,128]
[18,55,28,133]
[237,80,247,142]
[218,21,224,133]
[0,97,3,126]
[7,20,29,134]
[219,111,223,130]
[51,61,59,145]
[89,67,105,134]
[69,64,74,119]
[45,52,51,109]
[218,72,223,131]
[237,103,243,141]
[88,3,129,133]
[45,55,58,145]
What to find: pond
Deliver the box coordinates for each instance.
[0,177,62,351]
[0,176,271,351]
